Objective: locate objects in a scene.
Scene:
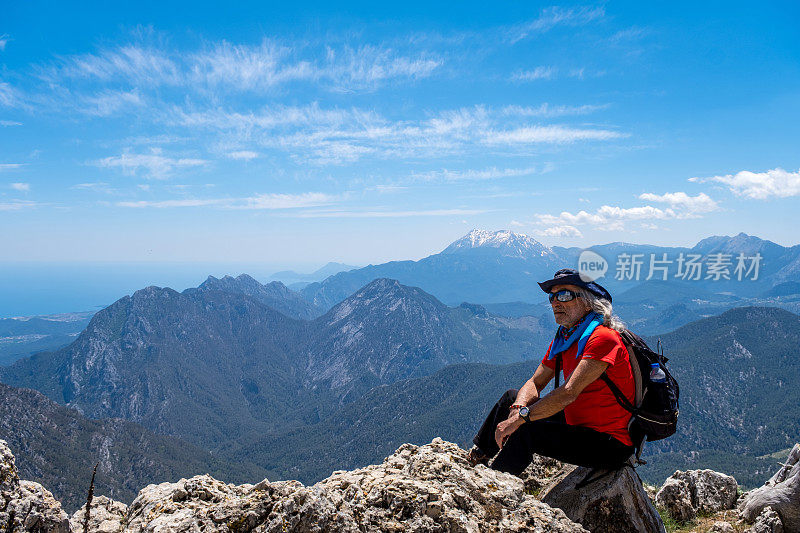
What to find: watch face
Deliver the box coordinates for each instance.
[519,407,530,419]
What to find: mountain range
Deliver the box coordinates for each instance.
[0,382,266,513]
[3,229,800,510]
[0,277,550,450]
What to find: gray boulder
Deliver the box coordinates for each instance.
[710,521,735,533]
[69,495,128,533]
[740,443,799,531]
[669,469,739,513]
[749,506,784,533]
[540,464,665,533]
[655,477,696,522]
[0,440,70,533]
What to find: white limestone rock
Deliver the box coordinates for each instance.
[664,469,739,513]
[749,506,784,533]
[69,495,128,533]
[124,438,587,533]
[655,477,696,522]
[709,521,735,532]
[0,440,69,533]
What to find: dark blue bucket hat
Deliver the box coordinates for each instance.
[538,268,613,303]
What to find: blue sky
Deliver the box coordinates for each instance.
[2,1,800,270]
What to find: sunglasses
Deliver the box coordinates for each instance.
[548,289,581,303]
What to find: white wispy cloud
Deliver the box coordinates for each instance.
[0,120,22,126]
[290,208,487,218]
[409,166,540,182]
[238,192,338,209]
[118,198,226,208]
[0,163,25,171]
[507,6,605,43]
[81,89,144,116]
[501,103,609,118]
[690,167,800,199]
[484,125,626,144]
[0,34,8,51]
[510,67,589,82]
[117,192,339,209]
[0,200,37,211]
[44,40,442,96]
[511,66,556,81]
[226,150,260,160]
[10,182,30,191]
[73,182,119,194]
[0,82,17,107]
[94,151,208,179]
[48,45,181,85]
[180,104,625,164]
[638,191,718,215]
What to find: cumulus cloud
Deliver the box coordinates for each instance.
[638,191,718,215]
[690,167,800,199]
[94,151,207,179]
[532,225,583,238]
[10,182,29,191]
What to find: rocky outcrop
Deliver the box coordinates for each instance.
[540,464,665,533]
[749,506,784,533]
[656,468,738,521]
[740,443,800,532]
[122,438,585,533]
[3,438,586,533]
[69,496,127,533]
[655,477,696,521]
[0,440,70,533]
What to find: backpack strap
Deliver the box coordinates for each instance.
[554,352,562,389]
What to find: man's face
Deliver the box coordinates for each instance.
[549,283,591,328]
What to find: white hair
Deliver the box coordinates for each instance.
[576,288,626,332]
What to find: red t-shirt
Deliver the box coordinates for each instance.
[542,325,634,446]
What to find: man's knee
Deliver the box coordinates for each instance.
[501,388,519,404]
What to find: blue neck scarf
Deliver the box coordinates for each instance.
[547,311,604,361]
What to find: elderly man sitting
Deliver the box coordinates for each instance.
[468,268,636,474]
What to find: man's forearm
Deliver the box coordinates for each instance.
[513,378,540,406]
[527,386,575,421]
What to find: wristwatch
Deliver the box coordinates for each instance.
[518,406,531,422]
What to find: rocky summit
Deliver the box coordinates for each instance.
[4,438,586,533]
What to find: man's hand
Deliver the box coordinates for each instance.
[495,412,524,449]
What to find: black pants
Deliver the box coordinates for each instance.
[473,389,634,476]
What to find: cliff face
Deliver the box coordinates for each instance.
[2,438,586,533]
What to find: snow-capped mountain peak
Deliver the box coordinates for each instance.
[441,229,555,259]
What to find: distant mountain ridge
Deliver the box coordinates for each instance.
[1,277,550,451]
[0,382,266,513]
[299,230,800,334]
[192,274,323,320]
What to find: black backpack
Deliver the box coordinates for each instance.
[555,329,680,463]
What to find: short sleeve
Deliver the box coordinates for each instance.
[581,328,626,365]
[541,340,556,369]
